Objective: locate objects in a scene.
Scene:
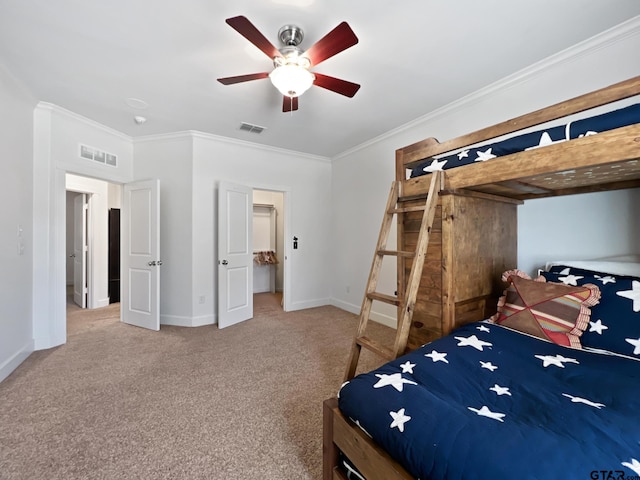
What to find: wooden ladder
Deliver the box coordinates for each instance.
[344,171,443,381]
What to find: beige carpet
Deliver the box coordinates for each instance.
[0,293,393,480]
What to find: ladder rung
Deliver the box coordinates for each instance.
[377,249,415,258]
[398,193,429,202]
[356,336,395,361]
[390,205,426,214]
[344,173,444,382]
[366,291,400,306]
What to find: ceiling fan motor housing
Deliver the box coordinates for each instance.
[275,25,311,69]
[278,25,304,47]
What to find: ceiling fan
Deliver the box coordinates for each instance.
[217,16,360,112]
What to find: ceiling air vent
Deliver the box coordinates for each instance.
[79,144,117,167]
[239,122,266,134]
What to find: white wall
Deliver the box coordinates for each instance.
[518,188,640,275]
[133,133,331,327]
[133,134,195,326]
[330,18,640,325]
[30,110,331,342]
[0,64,36,382]
[193,133,332,317]
[108,183,122,209]
[32,104,133,349]
[4,16,638,385]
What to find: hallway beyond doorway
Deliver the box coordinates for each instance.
[67,286,120,337]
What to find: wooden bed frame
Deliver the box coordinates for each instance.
[323,76,640,480]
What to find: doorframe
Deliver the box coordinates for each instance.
[66,173,119,310]
[33,161,131,350]
[63,171,124,316]
[250,183,291,312]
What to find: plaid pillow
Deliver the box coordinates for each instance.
[490,270,600,348]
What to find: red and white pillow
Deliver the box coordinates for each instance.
[490,269,600,349]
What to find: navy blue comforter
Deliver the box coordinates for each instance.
[410,103,640,178]
[338,322,640,480]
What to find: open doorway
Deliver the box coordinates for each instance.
[65,173,122,335]
[253,189,285,312]
[218,182,290,328]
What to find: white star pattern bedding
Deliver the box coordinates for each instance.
[542,266,640,360]
[338,322,640,479]
[338,264,640,479]
[409,103,640,177]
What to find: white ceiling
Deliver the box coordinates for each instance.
[1,1,639,157]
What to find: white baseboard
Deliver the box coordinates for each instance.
[0,340,34,384]
[160,314,215,327]
[330,298,359,315]
[191,314,215,327]
[330,298,397,328]
[96,297,110,308]
[287,297,330,311]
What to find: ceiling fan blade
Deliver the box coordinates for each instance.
[217,72,270,85]
[303,22,358,67]
[313,73,360,97]
[225,16,280,60]
[282,96,299,113]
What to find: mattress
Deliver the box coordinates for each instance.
[338,322,640,480]
[409,103,640,178]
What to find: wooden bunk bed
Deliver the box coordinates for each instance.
[323,76,640,480]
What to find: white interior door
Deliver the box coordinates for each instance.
[218,182,253,328]
[122,179,160,331]
[73,193,87,308]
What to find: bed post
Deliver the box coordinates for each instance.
[323,398,340,480]
[395,148,407,341]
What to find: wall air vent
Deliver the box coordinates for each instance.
[239,122,266,134]
[79,144,117,167]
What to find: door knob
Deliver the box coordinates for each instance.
[157,260,163,266]
[221,260,228,265]
[148,261,157,266]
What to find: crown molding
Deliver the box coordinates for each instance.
[333,15,640,162]
[35,102,132,142]
[132,130,194,144]
[134,130,331,164]
[36,102,331,163]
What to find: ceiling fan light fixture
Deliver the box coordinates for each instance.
[269,63,315,97]
[218,16,360,111]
